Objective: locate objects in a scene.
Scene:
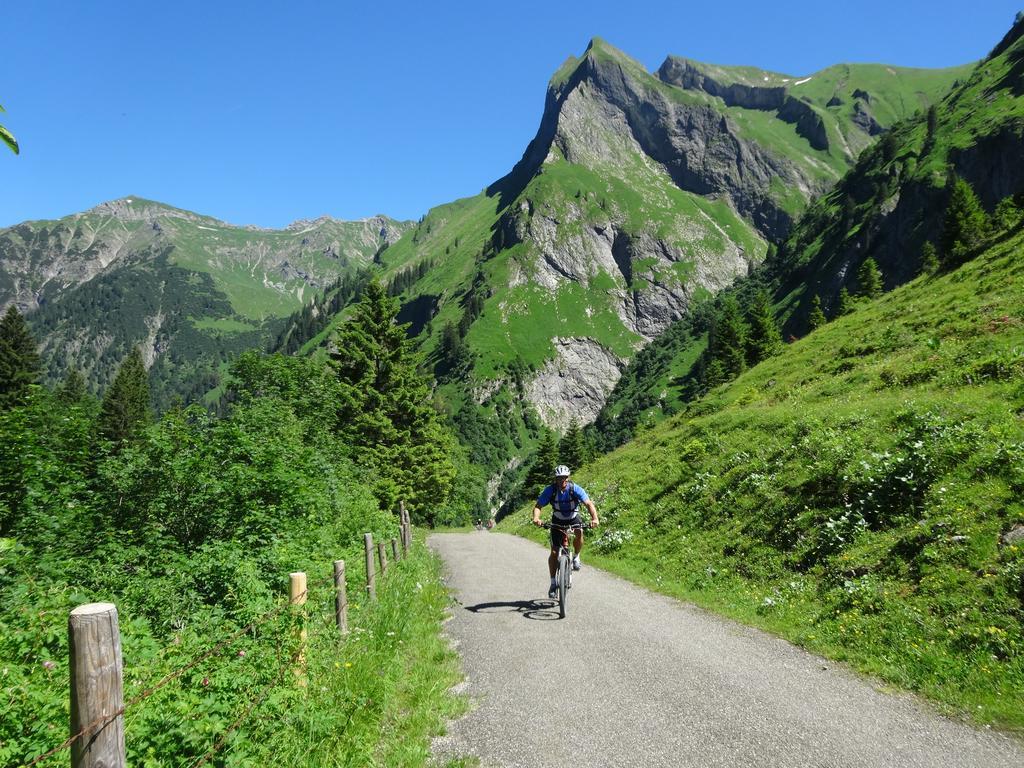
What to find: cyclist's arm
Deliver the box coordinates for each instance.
[532,505,543,526]
[584,499,599,527]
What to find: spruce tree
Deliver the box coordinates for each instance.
[857,258,883,299]
[993,196,1022,233]
[0,305,41,409]
[807,295,827,330]
[745,288,782,365]
[57,369,89,405]
[941,176,989,266]
[98,347,151,443]
[559,418,586,472]
[702,358,728,390]
[919,242,939,275]
[524,429,558,499]
[836,287,855,316]
[709,294,748,379]
[331,279,455,517]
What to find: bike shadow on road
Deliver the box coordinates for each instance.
[462,599,560,621]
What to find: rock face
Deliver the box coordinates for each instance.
[524,338,627,431]
[484,42,821,425]
[658,56,830,152]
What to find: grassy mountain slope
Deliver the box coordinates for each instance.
[512,225,1024,730]
[777,18,1024,328]
[591,21,1024,448]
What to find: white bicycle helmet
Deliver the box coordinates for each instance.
[553,465,571,478]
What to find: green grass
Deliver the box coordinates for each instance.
[248,543,469,767]
[506,229,1024,733]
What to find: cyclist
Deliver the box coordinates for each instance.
[532,465,599,598]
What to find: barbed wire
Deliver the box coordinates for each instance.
[22,589,307,768]
[21,550,405,767]
[188,649,299,768]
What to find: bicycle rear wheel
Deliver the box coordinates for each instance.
[558,551,569,618]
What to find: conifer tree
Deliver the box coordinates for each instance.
[836,287,855,316]
[98,347,151,443]
[807,295,827,330]
[703,357,728,390]
[857,257,883,299]
[708,294,748,379]
[0,305,40,409]
[559,418,587,472]
[331,279,455,518]
[57,369,89,405]
[744,288,782,365]
[941,176,989,265]
[993,196,1022,232]
[523,429,558,499]
[919,242,939,275]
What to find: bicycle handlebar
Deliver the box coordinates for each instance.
[540,521,593,530]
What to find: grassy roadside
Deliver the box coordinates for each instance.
[246,541,470,767]
[505,230,1024,735]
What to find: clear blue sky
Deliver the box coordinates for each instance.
[2,1,1020,229]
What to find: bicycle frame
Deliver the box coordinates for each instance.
[542,521,590,618]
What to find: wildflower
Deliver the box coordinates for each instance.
[237,650,246,658]
[344,662,352,668]
[42,660,56,671]
[202,677,210,686]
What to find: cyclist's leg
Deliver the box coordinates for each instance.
[548,527,560,577]
[573,524,584,557]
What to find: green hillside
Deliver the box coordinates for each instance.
[590,20,1024,451]
[513,225,1024,730]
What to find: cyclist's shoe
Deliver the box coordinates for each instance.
[548,580,557,599]
[572,556,582,571]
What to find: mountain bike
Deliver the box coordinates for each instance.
[542,521,591,618]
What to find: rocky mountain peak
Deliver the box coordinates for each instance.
[85,196,214,225]
[285,214,338,231]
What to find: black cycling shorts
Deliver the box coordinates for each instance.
[549,516,583,551]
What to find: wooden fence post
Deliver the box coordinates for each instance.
[364,533,376,601]
[334,560,348,635]
[400,501,411,551]
[390,538,399,563]
[377,540,388,576]
[290,572,308,686]
[69,602,126,768]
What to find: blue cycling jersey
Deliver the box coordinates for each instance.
[536,482,590,521]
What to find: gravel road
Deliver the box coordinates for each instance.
[428,531,1023,768]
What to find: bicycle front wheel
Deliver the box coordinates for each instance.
[558,551,569,618]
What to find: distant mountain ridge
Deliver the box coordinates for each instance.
[0,196,411,405]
